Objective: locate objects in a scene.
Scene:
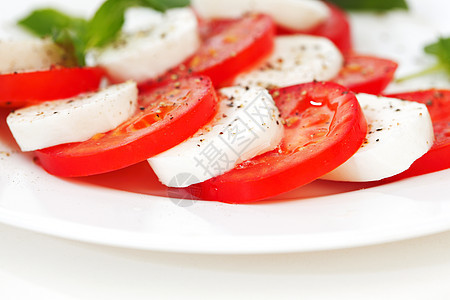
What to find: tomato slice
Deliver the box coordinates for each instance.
[332,55,398,94]
[0,66,105,108]
[276,3,352,55]
[198,18,236,42]
[383,90,450,180]
[140,14,275,90]
[187,81,367,203]
[35,76,218,177]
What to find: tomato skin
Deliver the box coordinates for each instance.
[383,90,450,180]
[188,82,367,203]
[276,2,352,56]
[139,14,275,90]
[332,55,398,94]
[35,76,218,177]
[0,67,105,108]
[191,14,275,87]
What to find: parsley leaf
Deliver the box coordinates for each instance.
[327,0,408,11]
[18,0,191,66]
[396,37,450,82]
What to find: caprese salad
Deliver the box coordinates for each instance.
[0,0,448,203]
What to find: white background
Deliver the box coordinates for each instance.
[1,0,450,299]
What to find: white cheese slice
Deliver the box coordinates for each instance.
[93,8,200,83]
[234,35,343,89]
[0,38,68,74]
[148,86,284,187]
[7,81,138,152]
[192,0,329,31]
[321,93,434,182]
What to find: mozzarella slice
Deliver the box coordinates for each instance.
[321,93,434,182]
[0,38,68,74]
[148,86,284,187]
[92,8,200,83]
[192,0,329,31]
[234,35,343,89]
[7,81,138,152]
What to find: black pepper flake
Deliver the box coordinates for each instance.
[219,132,223,135]
[395,109,401,112]
[140,106,145,111]
[376,128,383,131]
[376,139,380,142]
[434,91,443,98]
[227,103,234,107]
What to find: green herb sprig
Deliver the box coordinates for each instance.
[18,0,190,66]
[327,0,408,11]
[396,37,450,82]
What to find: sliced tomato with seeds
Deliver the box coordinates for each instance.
[384,89,450,180]
[332,55,398,94]
[197,18,236,41]
[0,66,105,108]
[140,14,275,90]
[35,76,218,177]
[276,2,352,55]
[188,81,367,203]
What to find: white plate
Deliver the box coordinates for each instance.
[0,0,449,254]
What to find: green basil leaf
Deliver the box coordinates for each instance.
[18,9,87,38]
[327,0,408,11]
[141,0,190,11]
[424,37,450,74]
[86,0,136,48]
[17,0,191,66]
[396,36,450,82]
[87,0,191,48]
[18,9,88,65]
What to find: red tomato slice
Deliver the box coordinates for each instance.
[35,76,218,177]
[187,81,367,203]
[384,90,450,180]
[0,66,105,108]
[140,14,275,90]
[332,55,398,94]
[198,18,236,41]
[276,3,352,55]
